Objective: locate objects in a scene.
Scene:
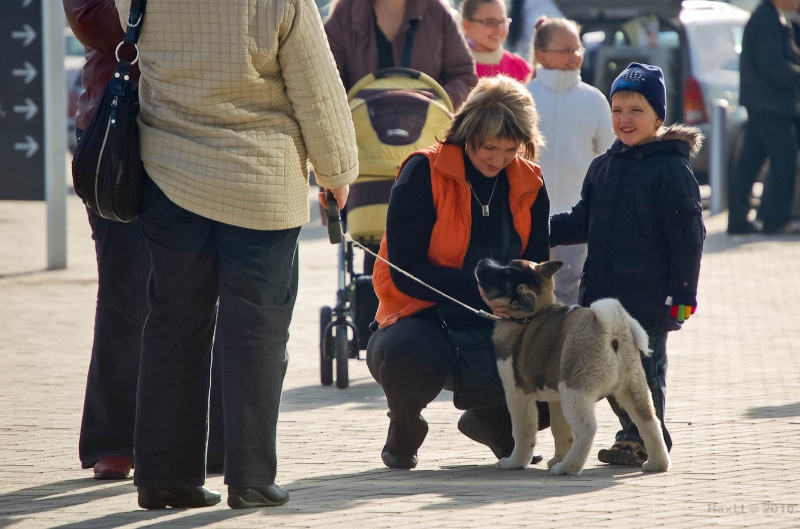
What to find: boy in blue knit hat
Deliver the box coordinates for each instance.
[550,63,705,467]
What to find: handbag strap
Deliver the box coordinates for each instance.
[123,0,147,46]
[115,0,147,67]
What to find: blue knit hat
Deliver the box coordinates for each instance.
[610,62,666,121]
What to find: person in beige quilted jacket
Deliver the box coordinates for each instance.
[114,0,358,510]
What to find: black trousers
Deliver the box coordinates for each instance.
[75,133,225,470]
[366,315,546,456]
[134,177,299,488]
[729,110,798,233]
[607,329,672,451]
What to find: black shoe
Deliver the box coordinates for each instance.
[227,484,290,509]
[727,221,760,235]
[137,486,221,509]
[458,410,544,465]
[381,449,418,469]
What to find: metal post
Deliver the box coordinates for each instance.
[43,1,67,269]
[709,99,729,216]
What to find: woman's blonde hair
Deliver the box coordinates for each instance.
[441,75,544,161]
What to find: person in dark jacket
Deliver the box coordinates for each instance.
[728,0,800,234]
[324,0,478,109]
[550,63,705,467]
[368,76,551,469]
[63,0,224,480]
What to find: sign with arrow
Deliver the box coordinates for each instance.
[0,0,45,199]
[11,24,37,47]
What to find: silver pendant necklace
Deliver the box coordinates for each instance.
[468,175,499,216]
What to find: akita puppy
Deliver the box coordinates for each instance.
[475,258,670,475]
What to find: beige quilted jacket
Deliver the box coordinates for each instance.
[115,0,358,229]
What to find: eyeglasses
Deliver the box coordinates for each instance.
[541,47,586,57]
[470,17,511,29]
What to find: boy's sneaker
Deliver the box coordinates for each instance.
[597,441,648,467]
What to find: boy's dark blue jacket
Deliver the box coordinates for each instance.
[550,125,705,331]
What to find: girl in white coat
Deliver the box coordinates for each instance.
[527,16,615,305]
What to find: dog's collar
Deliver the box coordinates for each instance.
[505,316,532,325]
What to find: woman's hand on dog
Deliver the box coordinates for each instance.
[479,286,511,319]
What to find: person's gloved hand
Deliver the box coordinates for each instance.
[665,293,697,323]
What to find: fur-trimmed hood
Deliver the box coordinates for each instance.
[610,123,704,159]
[656,124,704,157]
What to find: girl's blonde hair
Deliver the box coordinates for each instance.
[530,16,581,66]
[441,75,544,161]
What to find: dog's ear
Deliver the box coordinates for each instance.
[536,260,563,279]
[512,285,536,313]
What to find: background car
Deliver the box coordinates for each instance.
[65,27,85,153]
[559,0,750,186]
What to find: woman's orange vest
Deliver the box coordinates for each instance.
[373,143,544,328]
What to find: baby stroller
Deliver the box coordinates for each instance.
[320,68,454,388]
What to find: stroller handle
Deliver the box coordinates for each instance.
[373,67,421,79]
[347,68,454,113]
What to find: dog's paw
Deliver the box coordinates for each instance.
[642,455,671,473]
[496,456,527,470]
[550,461,583,476]
[547,455,564,469]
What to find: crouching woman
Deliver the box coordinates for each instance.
[367,75,552,468]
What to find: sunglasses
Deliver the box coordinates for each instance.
[470,17,512,29]
[540,47,587,57]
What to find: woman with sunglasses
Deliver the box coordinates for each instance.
[461,0,532,83]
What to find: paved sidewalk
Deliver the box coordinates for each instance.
[1,194,799,528]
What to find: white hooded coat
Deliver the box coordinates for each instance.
[527,69,616,215]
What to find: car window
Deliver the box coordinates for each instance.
[689,22,744,72]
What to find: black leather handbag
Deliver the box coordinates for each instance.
[71,0,147,222]
[440,315,506,411]
[442,180,514,411]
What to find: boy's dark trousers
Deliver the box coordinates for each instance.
[133,176,299,488]
[728,110,798,233]
[606,328,672,451]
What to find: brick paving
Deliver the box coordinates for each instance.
[1,194,799,528]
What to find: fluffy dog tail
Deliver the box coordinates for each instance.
[590,298,652,357]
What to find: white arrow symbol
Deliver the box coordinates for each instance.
[14,135,39,158]
[22,0,34,6]
[13,98,38,120]
[11,24,37,46]
[12,62,37,84]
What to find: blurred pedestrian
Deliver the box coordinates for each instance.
[114,0,358,510]
[325,0,478,109]
[526,16,614,305]
[728,0,800,234]
[63,0,225,481]
[461,0,532,82]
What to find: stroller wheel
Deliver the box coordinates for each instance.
[335,325,349,389]
[319,306,333,386]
